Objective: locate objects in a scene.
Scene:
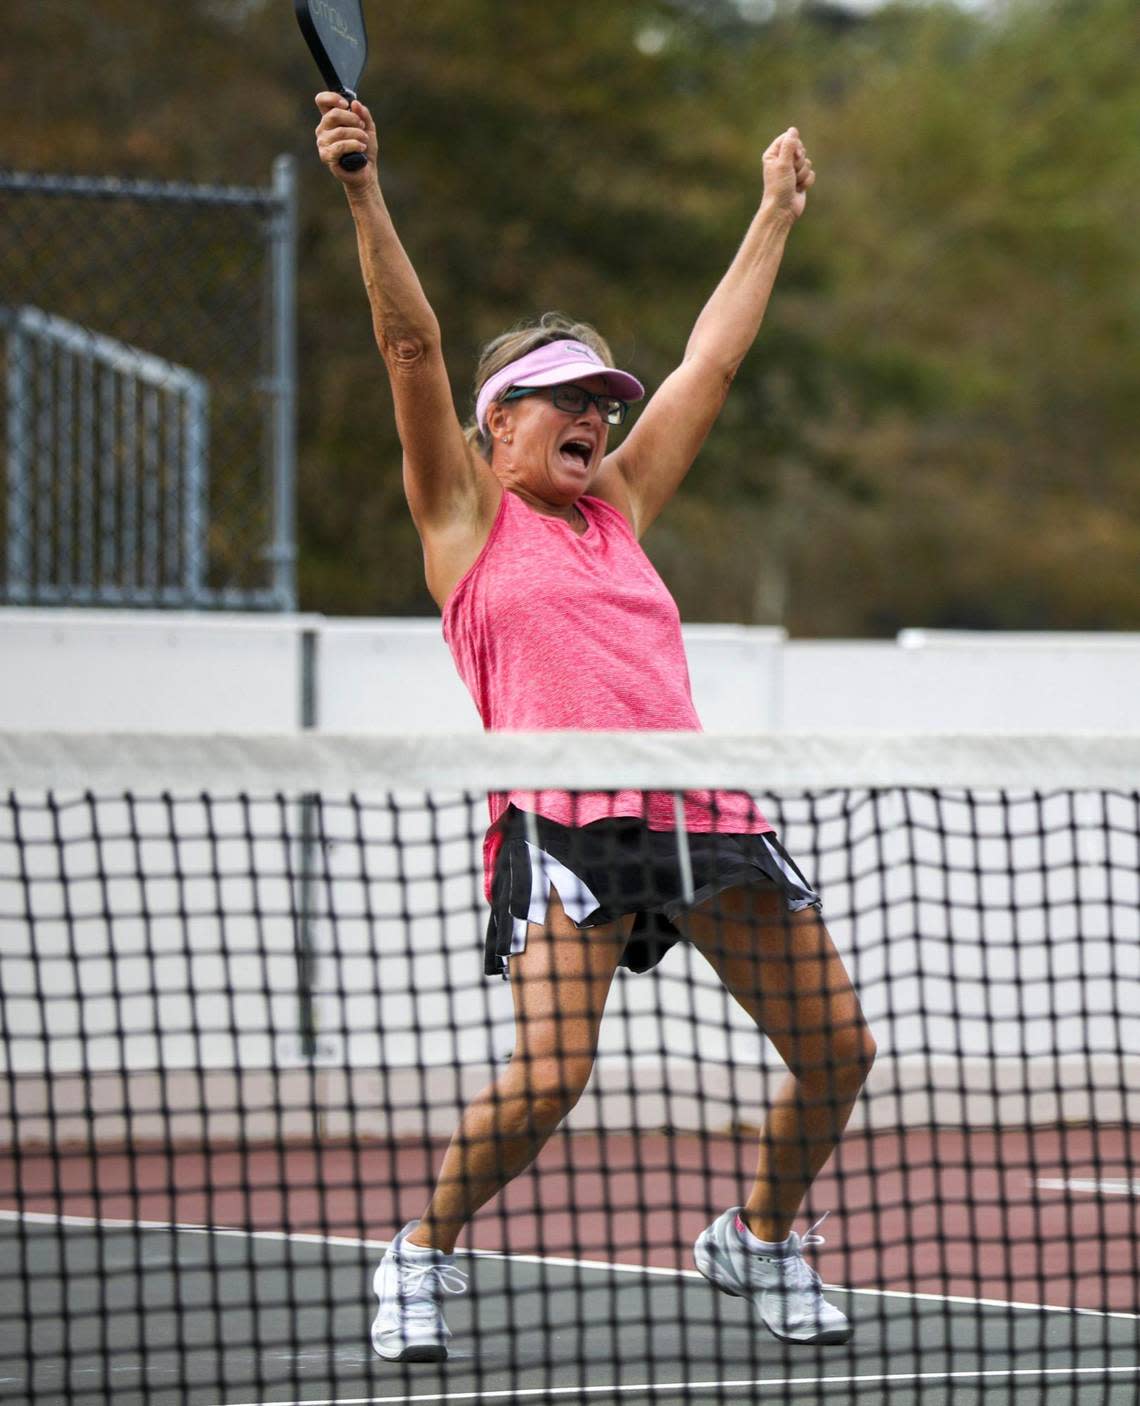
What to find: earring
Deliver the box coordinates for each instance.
[504,436,513,444]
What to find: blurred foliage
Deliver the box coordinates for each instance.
[2,0,1137,633]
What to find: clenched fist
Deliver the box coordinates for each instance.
[314,92,378,185]
[761,127,816,222]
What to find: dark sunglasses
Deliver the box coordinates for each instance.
[500,383,630,427]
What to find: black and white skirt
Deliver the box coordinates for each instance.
[484,805,820,978]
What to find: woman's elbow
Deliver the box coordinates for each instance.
[378,328,440,374]
[685,347,739,399]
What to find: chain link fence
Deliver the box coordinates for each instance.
[0,159,297,610]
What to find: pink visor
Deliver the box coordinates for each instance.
[476,339,645,434]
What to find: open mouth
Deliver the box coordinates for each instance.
[559,439,593,469]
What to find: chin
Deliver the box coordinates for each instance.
[553,460,596,494]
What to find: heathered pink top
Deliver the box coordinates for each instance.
[442,491,773,895]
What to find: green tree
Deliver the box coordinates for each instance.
[3,0,1137,632]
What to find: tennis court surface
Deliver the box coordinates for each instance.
[4,1203,1138,1405]
[3,731,1139,1404]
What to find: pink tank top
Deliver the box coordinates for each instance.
[442,491,773,894]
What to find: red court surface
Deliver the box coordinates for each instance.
[3,1125,1137,1315]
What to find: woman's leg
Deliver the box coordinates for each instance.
[680,885,876,1243]
[410,893,633,1253]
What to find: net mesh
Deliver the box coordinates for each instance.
[2,730,1139,1404]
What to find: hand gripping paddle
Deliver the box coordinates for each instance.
[294,0,370,172]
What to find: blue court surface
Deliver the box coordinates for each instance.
[3,1212,1139,1406]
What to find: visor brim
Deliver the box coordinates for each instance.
[511,360,645,404]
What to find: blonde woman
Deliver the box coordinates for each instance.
[315,92,875,1362]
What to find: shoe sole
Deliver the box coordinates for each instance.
[693,1236,854,1346]
[373,1341,448,1363]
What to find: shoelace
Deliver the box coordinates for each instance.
[800,1211,830,1253]
[397,1258,469,1315]
[780,1213,830,1293]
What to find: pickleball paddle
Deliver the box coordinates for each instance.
[294,0,370,172]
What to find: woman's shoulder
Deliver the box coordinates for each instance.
[582,455,641,534]
[438,488,511,620]
[581,489,637,537]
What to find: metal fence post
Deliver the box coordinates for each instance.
[5,316,31,602]
[183,379,210,605]
[269,155,299,612]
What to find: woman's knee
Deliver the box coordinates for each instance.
[848,1019,877,1079]
[796,1019,877,1096]
[498,1051,595,1132]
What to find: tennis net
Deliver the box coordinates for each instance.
[2,729,1139,1405]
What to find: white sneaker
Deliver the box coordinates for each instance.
[370,1222,469,1362]
[694,1208,852,1345]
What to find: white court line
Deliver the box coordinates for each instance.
[4,1207,1139,1322]
[1036,1177,1140,1197]
[211,1363,1140,1406]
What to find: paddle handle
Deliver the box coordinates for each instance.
[338,87,368,172]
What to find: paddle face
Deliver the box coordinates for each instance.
[295,0,370,170]
[294,0,368,98]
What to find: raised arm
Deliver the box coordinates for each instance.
[314,95,492,563]
[597,128,815,537]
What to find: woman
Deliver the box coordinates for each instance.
[315,92,875,1362]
